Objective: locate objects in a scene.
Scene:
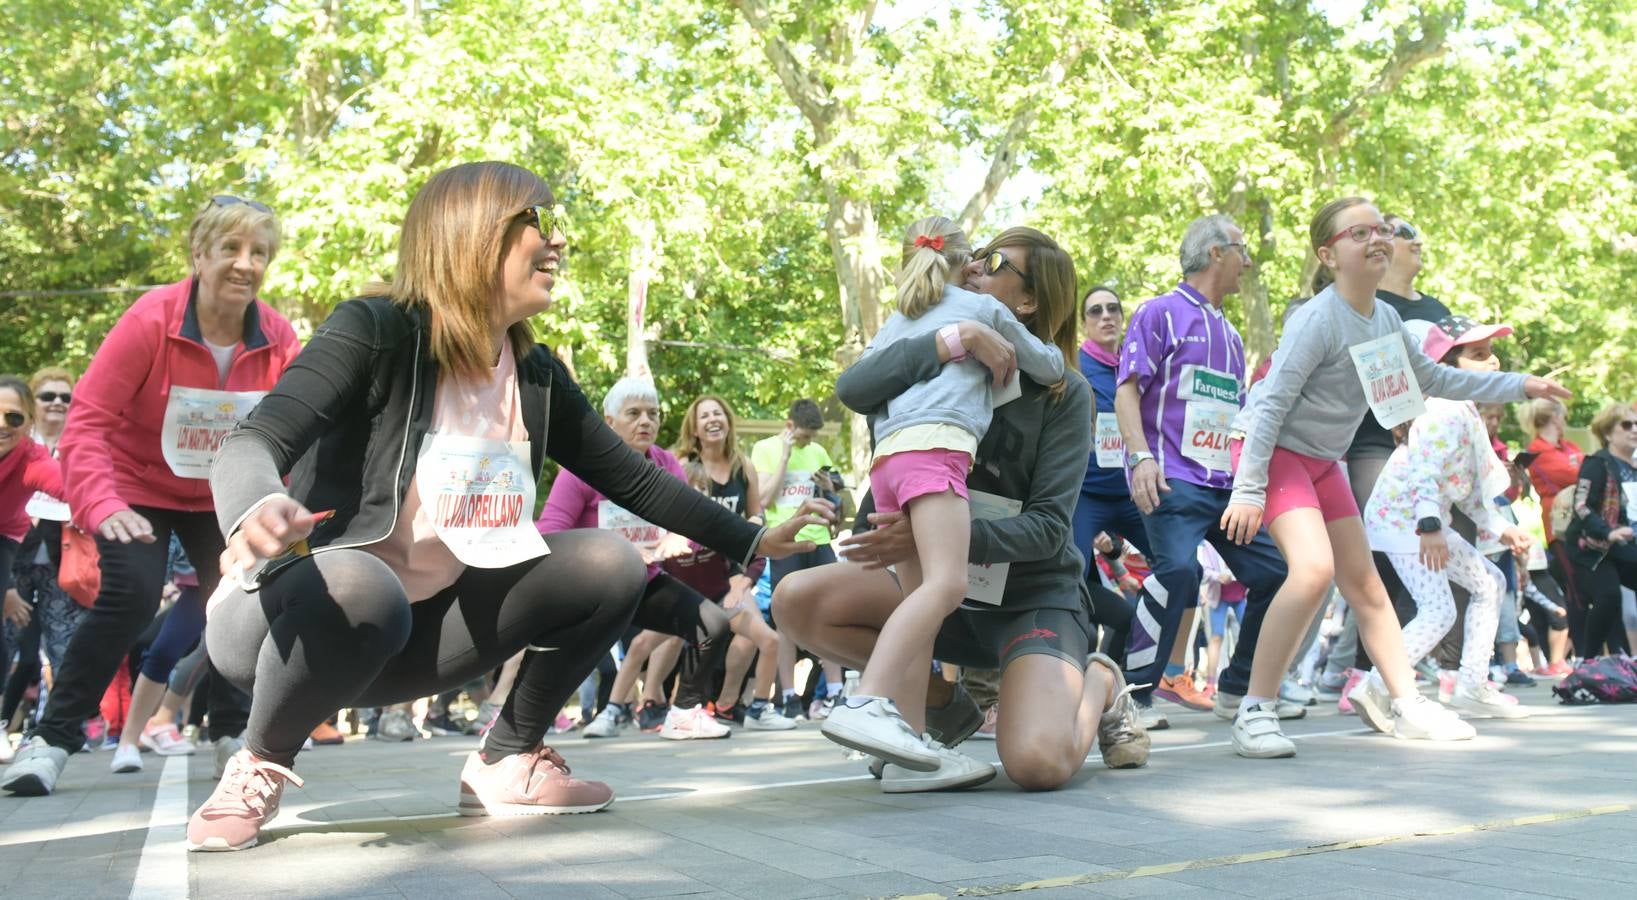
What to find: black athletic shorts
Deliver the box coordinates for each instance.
[933,605,1093,672]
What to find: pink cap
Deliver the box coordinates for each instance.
[1419,314,1513,361]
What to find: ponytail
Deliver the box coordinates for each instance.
[896,216,971,319]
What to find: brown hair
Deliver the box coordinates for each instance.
[375,162,550,380]
[1589,402,1633,450]
[1519,397,1566,440]
[29,366,74,393]
[895,216,973,318]
[985,226,1075,401]
[0,375,34,430]
[1307,196,1372,295]
[676,394,750,485]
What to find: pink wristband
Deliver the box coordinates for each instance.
[939,324,966,362]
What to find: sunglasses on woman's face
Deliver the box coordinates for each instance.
[1084,302,1122,318]
[37,391,70,404]
[976,249,1031,287]
[2,411,25,429]
[1619,420,1637,431]
[1393,221,1419,241]
[518,205,566,243]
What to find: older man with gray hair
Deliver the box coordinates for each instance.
[1112,214,1297,756]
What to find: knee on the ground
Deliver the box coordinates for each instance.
[998,717,1080,791]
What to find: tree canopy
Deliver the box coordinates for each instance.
[4,0,1633,458]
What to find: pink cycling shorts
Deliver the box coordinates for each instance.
[870,449,972,514]
[1231,440,1357,526]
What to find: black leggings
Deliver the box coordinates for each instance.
[632,573,733,711]
[207,529,650,765]
[32,507,246,751]
[1571,549,1637,658]
[1086,577,1134,658]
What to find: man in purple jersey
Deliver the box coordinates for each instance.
[1113,215,1296,756]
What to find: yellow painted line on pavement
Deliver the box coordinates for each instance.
[885,802,1636,899]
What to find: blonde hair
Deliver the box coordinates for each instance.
[895,216,972,319]
[189,199,280,262]
[676,394,749,486]
[1589,402,1632,449]
[29,366,74,393]
[984,226,1075,401]
[1519,397,1566,440]
[376,162,550,380]
[1307,196,1372,295]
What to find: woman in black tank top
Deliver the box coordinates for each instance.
[674,395,795,728]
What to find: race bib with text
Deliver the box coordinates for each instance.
[160,387,267,479]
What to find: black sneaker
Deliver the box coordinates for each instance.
[710,702,745,725]
[423,714,473,737]
[1503,668,1537,688]
[779,696,805,721]
[925,682,985,748]
[637,700,670,732]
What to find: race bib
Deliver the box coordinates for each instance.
[775,470,816,509]
[598,500,666,554]
[25,492,70,522]
[1094,413,1124,468]
[964,490,1024,606]
[415,434,548,569]
[1180,402,1235,470]
[991,375,1022,408]
[1349,333,1426,430]
[160,387,267,479]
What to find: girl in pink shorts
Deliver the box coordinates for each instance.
[1219,196,1566,748]
[819,216,1065,771]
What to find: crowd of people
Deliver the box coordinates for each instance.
[1,160,1626,855]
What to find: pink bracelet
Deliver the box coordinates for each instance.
[939,324,966,362]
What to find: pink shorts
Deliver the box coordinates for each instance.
[870,449,971,514]
[1231,440,1357,526]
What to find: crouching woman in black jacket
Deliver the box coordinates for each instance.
[188,162,829,852]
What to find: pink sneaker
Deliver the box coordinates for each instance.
[1437,670,1457,704]
[1336,669,1364,715]
[140,722,197,756]
[457,745,613,816]
[187,750,303,852]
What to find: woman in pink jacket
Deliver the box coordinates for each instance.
[2,197,301,797]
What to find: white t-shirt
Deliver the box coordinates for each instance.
[203,338,239,385]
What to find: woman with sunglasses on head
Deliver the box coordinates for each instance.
[0,376,67,764]
[777,227,1151,794]
[1,197,301,798]
[189,162,827,851]
[1219,197,1569,756]
[1559,403,1637,658]
[1,367,84,762]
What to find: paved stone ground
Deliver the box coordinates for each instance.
[1,686,1634,899]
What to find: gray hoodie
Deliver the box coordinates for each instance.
[861,284,1065,445]
[1232,285,1528,510]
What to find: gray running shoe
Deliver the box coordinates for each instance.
[1,737,69,796]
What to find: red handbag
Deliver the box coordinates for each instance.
[58,525,102,608]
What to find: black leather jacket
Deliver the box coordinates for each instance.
[212,296,762,587]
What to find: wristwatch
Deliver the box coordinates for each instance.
[1415,517,1443,535]
[1127,451,1156,468]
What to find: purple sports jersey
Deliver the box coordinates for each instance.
[1117,283,1247,491]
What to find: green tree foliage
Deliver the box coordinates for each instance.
[3,0,1633,454]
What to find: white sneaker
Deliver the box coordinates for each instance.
[581,704,630,739]
[1,736,69,795]
[111,743,144,774]
[140,723,197,756]
[1450,682,1529,719]
[659,705,732,740]
[744,704,798,731]
[820,697,940,772]
[1347,672,1395,735]
[375,709,419,742]
[1136,704,1170,731]
[213,736,246,779]
[1232,703,1296,759]
[1391,695,1476,741]
[881,736,996,793]
[0,730,13,766]
[1212,690,1306,721]
[1091,653,1149,769]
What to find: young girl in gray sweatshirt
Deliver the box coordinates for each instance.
[1215,196,1568,755]
[819,215,1064,772]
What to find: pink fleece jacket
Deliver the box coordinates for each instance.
[58,277,302,531]
[536,444,688,580]
[0,439,64,542]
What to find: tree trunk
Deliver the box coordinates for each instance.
[822,183,886,479]
[626,229,656,379]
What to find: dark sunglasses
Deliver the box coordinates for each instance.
[976,248,1031,287]
[1084,302,1122,318]
[518,205,566,243]
[1392,221,1419,241]
[210,194,273,213]
[2,411,25,429]
[1619,421,1637,431]
[37,391,70,404]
